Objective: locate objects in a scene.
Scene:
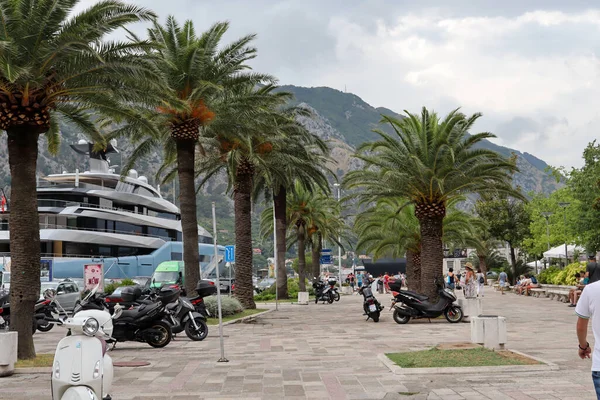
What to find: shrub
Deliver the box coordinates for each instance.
[205,295,244,317]
[120,278,136,287]
[550,262,585,285]
[537,267,560,284]
[103,283,118,295]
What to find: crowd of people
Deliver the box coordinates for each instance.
[343,271,406,294]
[445,262,486,298]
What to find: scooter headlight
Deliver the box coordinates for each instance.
[82,318,99,336]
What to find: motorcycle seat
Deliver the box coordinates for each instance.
[400,290,429,301]
[118,303,159,320]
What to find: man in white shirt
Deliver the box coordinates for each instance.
[575,280,600,396]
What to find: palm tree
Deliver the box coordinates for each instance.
[284,181,342,291]
[255,114,331,298]
[345,108,519,299]
[0,0,159,359]
[354,198,474,291]
[196,84,294,308]
[124,18,271,296]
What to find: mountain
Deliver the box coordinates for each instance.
[0,85,561,199]
[280,85,562,195]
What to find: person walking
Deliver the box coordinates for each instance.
[349,273,355,292]
[498,270,508,295]
[588,255,600,284]
[575,280,600,397]
[383,272,390,294]
[357,272,363,293]
[476,268,485,297]
[464,263,476,298]
[446,268,456,291]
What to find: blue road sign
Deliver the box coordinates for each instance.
[320,255,332,265]
[321,248,332,254]
[225,245,235,263]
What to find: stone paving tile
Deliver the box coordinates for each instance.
[4,290,600,399]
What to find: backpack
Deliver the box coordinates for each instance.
[479,276,484,284]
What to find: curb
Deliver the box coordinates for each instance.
[221,309,274,325]
[14,367,51,375]
[377,351,560,375]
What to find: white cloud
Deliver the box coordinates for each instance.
[319,10,600,168]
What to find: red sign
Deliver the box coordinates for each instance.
[83,264,104,292]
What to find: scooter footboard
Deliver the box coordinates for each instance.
[393,306,417,317]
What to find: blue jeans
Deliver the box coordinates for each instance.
[592,371,600,398]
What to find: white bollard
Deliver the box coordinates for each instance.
[457,298,482,322]
[0,331,18,377]
[471,315,507,350]
[297,291,309,305]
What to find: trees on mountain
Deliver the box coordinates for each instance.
[0,0,159,359]
[345,108,520,299]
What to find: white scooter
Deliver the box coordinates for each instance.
[49,285,122,400]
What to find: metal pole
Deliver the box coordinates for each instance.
[212,202,228,362]
[334,184,342,287]
[273,204,278,311]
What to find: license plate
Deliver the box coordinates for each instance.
[369,304,377,312]
[0,316,4,325]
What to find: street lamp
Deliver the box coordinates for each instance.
[541,212,552,251]
[333,183,342,287]
[541,211,552,269]
[558,202,571,266]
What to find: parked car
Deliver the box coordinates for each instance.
[0,271,9,291]
[132,276,152,288]
[486,271,499,278]
[254,278,275,294]
[39,280,81,311]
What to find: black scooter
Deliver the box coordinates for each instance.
[358,280,384,322]
[77,287,174,348]
[391,280,463,324]
[0,293,38,333]
[313,278,334,304]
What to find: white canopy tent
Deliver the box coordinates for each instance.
[526,259,544,267]
[543,244,584,259]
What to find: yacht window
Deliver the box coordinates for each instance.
[134,186,156,197]
[98,246,112,256]
[115,221,142,235]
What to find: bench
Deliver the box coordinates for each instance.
[527,284,576,302]
[530,288,547,298]
[546,289,571,302]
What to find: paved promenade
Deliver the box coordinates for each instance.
[2,288,597,399]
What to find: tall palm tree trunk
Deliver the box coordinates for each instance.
[297,230,307,292]
[311,233,322,279]
[7,128,41,359]
[509,243,517,284]
[418,214,444,300]
[176,140,201,296]
[478,254,488,284]
[406,249,422,292]
[234,159,256,309]
[273,186,288,299]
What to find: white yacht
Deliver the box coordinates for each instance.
[0,140,224,280]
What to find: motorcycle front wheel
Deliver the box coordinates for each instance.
[393,309,411,324]
[185,317,208,341]
[333,292,340,302]
[444,306,463,323]
[36,320,53,332]
[147,321,172,348]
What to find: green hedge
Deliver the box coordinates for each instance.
[102,278,136,295]
[536,263,585,285]
[254,277,314,301]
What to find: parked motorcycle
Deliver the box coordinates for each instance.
[313,278,334,304]
[189,280,217,318]
[76,286,173,348]
[0,293,37,333]
[48,285,121,400]
[327,278,340,302]
[358,280,384,322]
[390,280,463,324]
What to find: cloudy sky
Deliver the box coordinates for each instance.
[80,0,600,168]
